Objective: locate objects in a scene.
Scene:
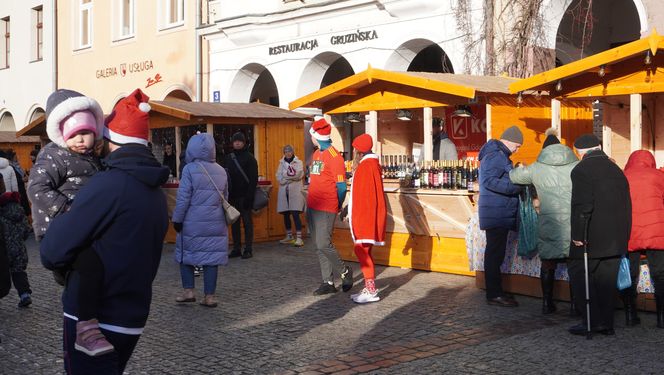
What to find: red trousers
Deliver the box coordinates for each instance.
[353,243,375,280]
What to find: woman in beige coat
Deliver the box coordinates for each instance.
[276,145,305,246]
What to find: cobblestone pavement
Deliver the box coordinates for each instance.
[1,237,664,374]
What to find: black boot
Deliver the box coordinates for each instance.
[568,282,579,317]
[656,295,664,329]
[541,268,556,314]
[621,286,641,326]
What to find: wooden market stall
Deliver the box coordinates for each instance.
[290,67,592,276]
[506,30,664,310]
[148,101,310,243]
[0,131,41,173]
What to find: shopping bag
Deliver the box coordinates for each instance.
[617,256,632,290]
[253,188,269,211]
[517,186,539,257]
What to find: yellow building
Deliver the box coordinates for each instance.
[56,0,198,113]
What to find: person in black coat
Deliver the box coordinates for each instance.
[162,142,177,178]
[568,134,631,336]
[0,179,10,300]
[223,132,258,259]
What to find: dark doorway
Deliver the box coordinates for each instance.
[407,44,454,73]
[321,57,355,88]
[250,70,279,107]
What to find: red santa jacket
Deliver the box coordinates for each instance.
[349,154,386,245]
[624,150,664,251]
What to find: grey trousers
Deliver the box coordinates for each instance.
[308,208,346,283]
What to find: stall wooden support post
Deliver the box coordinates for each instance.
[366,110,378,155]
[423,107,433,161]
[630,94,643,152]
[603,125,613,157]
[174,126,182,174]
[551,99,561,133]
[485,103,492,140]
[206,123,213,134]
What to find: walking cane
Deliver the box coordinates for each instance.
[582,213,592,340]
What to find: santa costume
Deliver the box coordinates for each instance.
[348,134,387,303]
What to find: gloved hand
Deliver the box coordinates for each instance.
[339,204,349,221]
[173,222,183,232]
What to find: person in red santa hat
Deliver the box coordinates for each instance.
[307,117,354,295]
[40,88,170,373]
[344,134,386,303]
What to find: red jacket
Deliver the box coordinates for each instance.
[624,150,664,251]
[349,154,386,245]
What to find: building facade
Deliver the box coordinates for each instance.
[56,0,199,115]
[0,0,55,132]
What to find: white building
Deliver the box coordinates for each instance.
[0,0,55,132]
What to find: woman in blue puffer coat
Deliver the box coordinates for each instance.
[172,133,229,307]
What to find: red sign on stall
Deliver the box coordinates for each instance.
[443,104,487,158]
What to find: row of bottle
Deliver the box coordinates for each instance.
[380,155,480,192]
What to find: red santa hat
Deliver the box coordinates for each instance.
[309,117,332,141]
[352,133,373,153]
[104,88,151,146]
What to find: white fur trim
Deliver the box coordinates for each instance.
[360,153,379,162]
[138,102,151,113]
[545,127,559,137]
[354,240,385,246]
[309,126,331,141]
[47,97,104,148]
[104,127,149,146]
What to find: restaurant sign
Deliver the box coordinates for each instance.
[268,29,379,55]
[96,60,155,79]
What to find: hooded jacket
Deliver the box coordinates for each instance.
[623,150,664,251]
[509,144,579,259]
[27,142,101,238]
[276,155,305,213]
[40,145,169,332]
[478,139,522,230]
[0,158,18,193]
[349,154,387,245]
[172,133,229,266]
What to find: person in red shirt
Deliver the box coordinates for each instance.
[307,118,353,296]
[344,134,386,304]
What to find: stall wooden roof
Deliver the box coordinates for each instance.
[0,131,40,143]
[289,67,517,114]
[16,115,46,137]
[509,30,664,98]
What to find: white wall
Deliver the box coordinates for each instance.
[0,0,55,131]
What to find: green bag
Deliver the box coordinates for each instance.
[517,186,539,257]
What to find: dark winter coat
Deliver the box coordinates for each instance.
[0,226,9,298]
[623,150,664,252]
[223,149,258,209]
[172,133,229,266]
[27,142,101,238]
[40,145,169,330]
[509,144,578,259]
[0,192,31,272]
[570,149,631,260]
[478,139,522,230]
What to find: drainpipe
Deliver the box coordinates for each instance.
[195,0,202,102]
[52,0,58,91]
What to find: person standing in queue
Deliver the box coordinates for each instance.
[276,145,305,247]
[345,134,386,304]
[224,132,258,259]
[307,118,353,296]
[622,149,664,329]
[568,134,631,336]
[478,125,523,307]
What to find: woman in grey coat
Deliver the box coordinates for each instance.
[509,129,579,314]
[172,133,229,308]
[276,145,305,246]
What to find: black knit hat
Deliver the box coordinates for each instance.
[231,132,246,143]
[542,128,560,148]
[573,134,600,149]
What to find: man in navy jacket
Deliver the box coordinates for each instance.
[40,89,169,374]
[478,125,523,307]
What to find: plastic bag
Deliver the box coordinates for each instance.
[617,256,632,290]
[517,186,539,257]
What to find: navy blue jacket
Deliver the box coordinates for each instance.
[41,145,169,330]
[478,140,522,230]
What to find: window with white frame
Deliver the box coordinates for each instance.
[114,0,135,40]
[0,17,9,69]
[160,0,184,29]
[32,6,43,61]
[76,0,93,49]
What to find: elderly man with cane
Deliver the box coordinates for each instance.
[568,134,631,337]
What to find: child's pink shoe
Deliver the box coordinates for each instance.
[74,319,115,356]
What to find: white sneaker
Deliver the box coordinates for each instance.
[293,238,304,247]
[279,236,294,244]
[351,288,380,304]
